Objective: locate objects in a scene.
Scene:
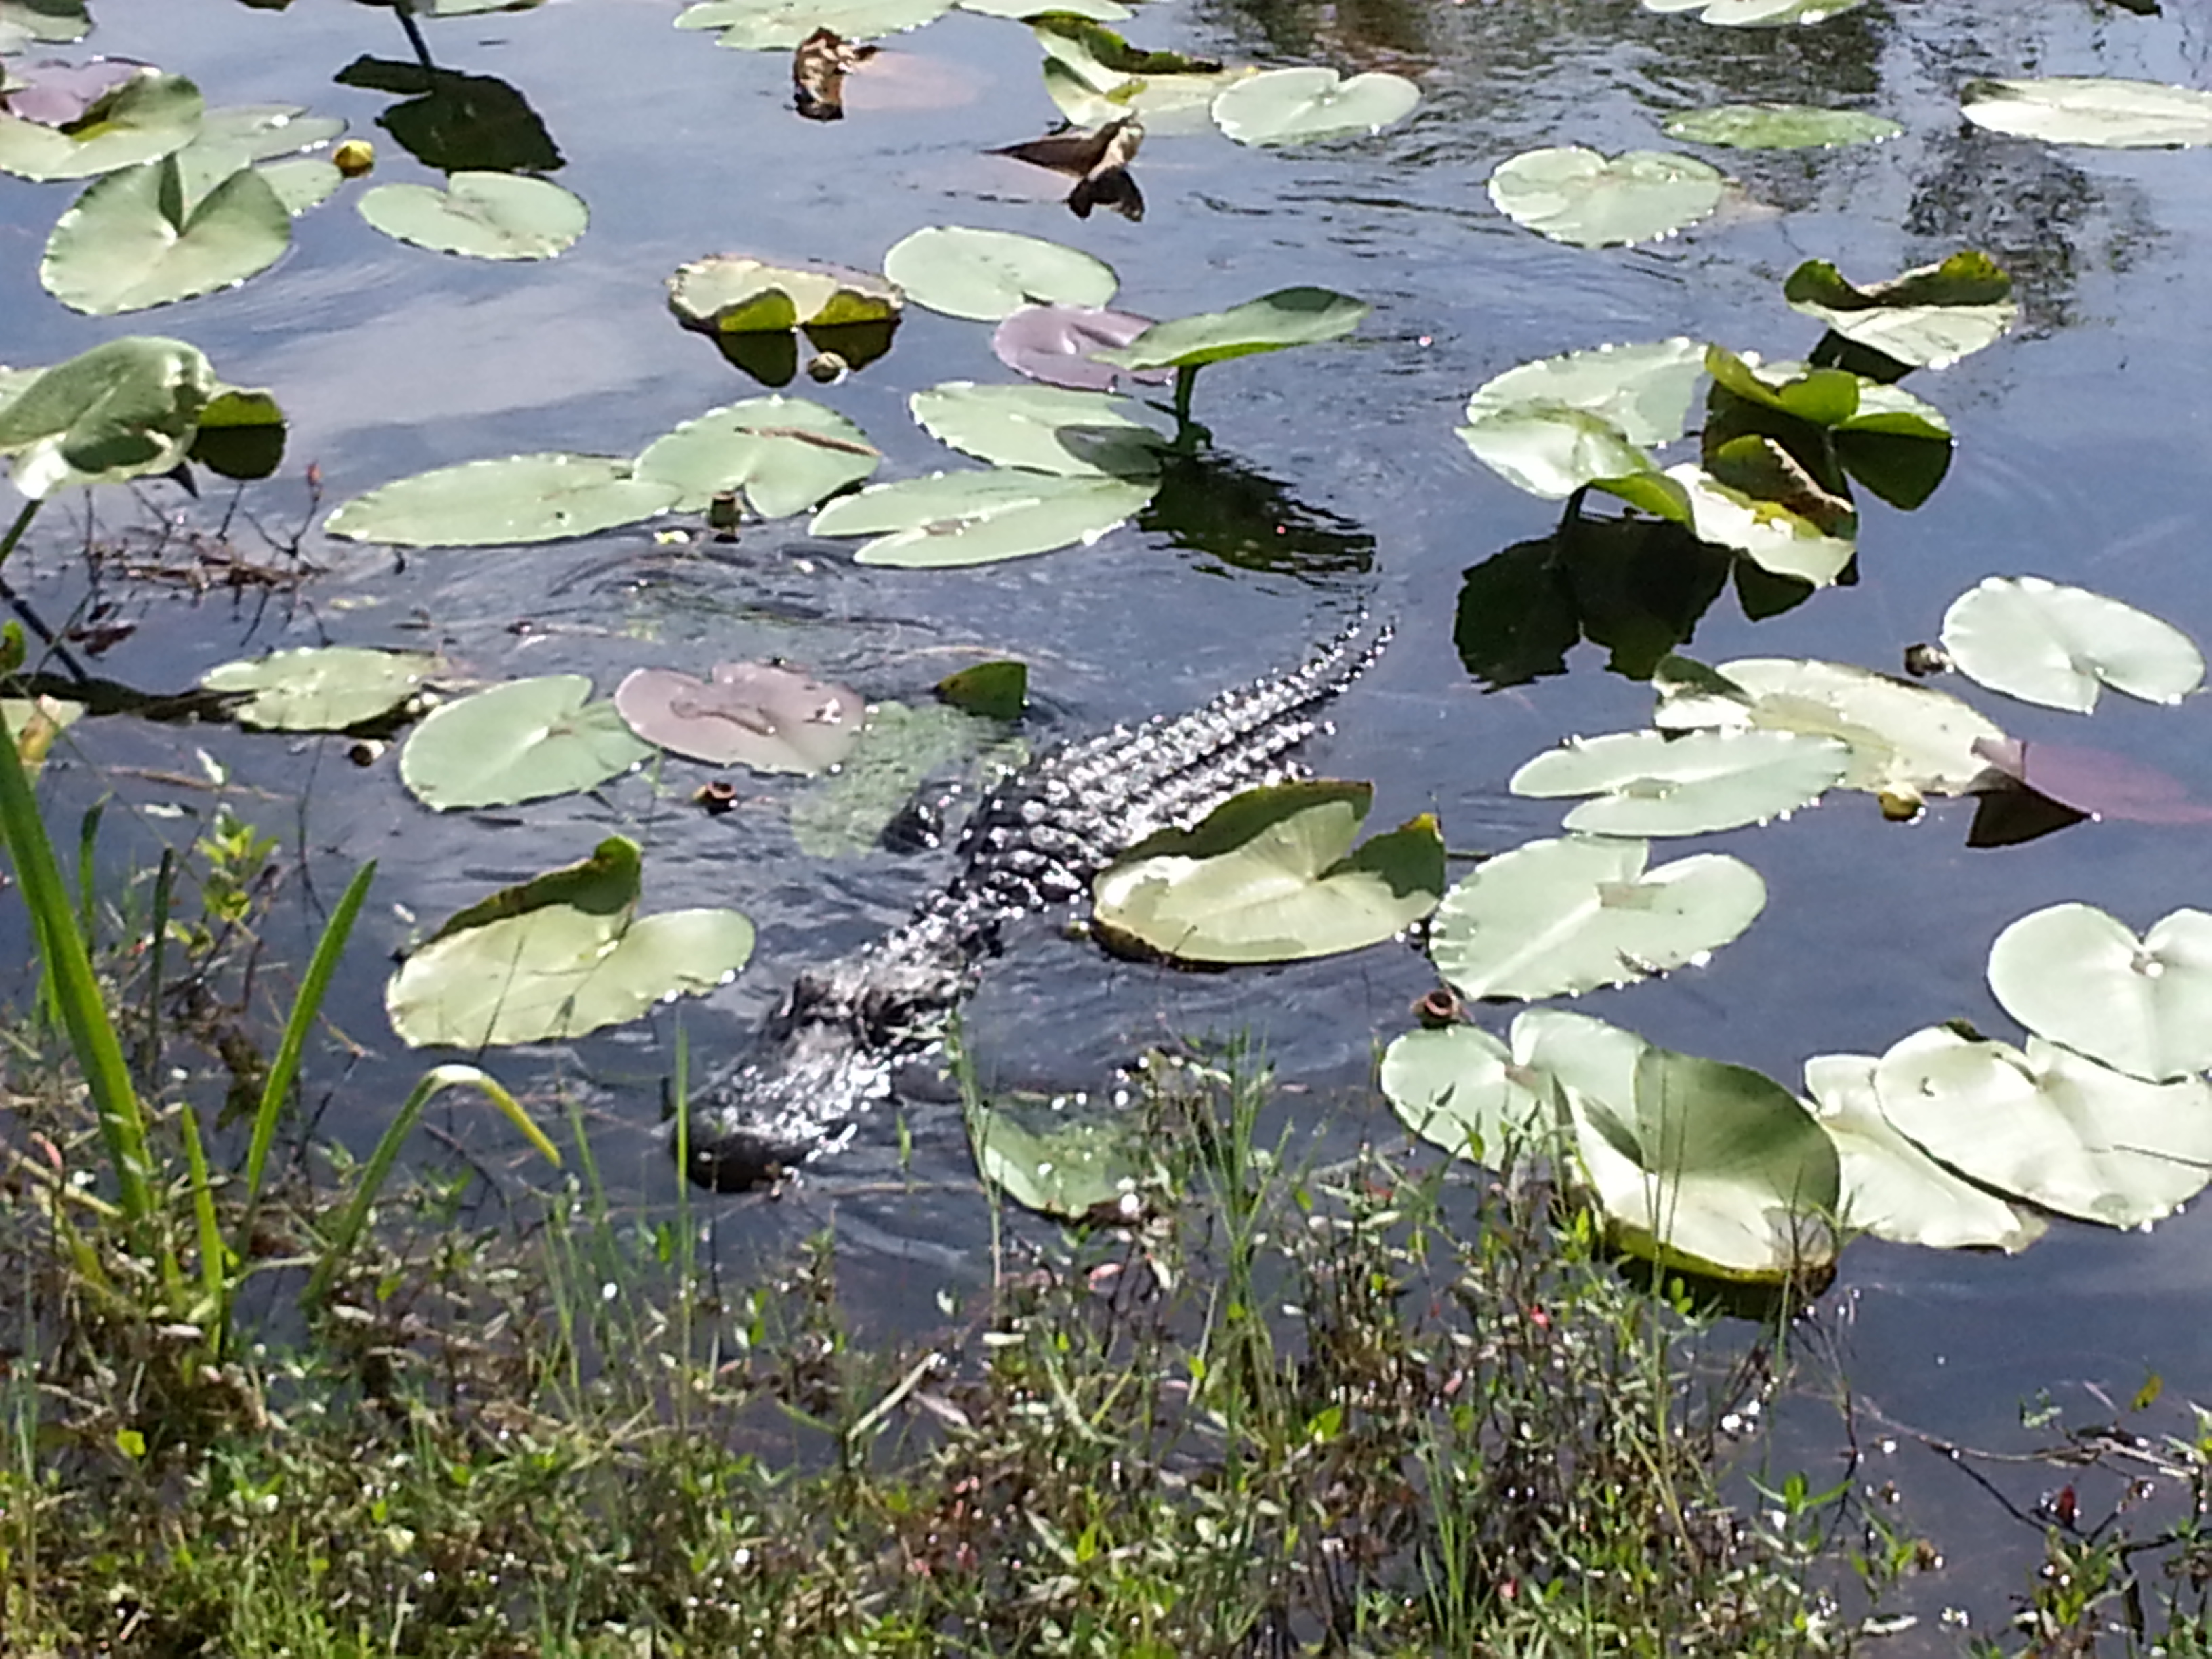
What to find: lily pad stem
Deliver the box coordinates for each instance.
[1559,485,1591,528]
[394,3,436,70]
[0,499,39,571]
[1170,365,1212,452]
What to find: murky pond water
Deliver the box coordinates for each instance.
[7,0,2212,1622]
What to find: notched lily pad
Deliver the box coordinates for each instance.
[401,676,655,811]
[615,662,864,773]
[43,152,293,315]
[357,171,587,260]
[668,254,901,333]
[1488,146,1724,249]
[1209,66,1418,146]
[1940,575,2203,714]
[1510,726,1850,836]
[1986,903,2212,1085]
[201,645,434,731]
[883,224,1116,321]
[634,396,880,518]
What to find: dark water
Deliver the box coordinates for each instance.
[7,0,2212,1623]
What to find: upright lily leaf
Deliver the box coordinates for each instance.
[1962,77,2212,149]
[1664,462,1856,587]
[1209,66,1418,146]
[202,646,433,731]
[401,676,654,811]
[1429,834,1765,1002]
[1987,903,2212,1085]
[1644,0,1864,21]
[1783,253,2016,370]
[1488,146,1723,249]
[937,659,1027,718]
[1511,727,1849,836]
[1663,104,1900,149]
[667,255,901,333]
[1940,575,2204,713]
[635,396,880,517]
[613,662,864,772]
[1093,780,1445,965]
[386,836,753,1048]
[910,382,1168,479]
[0,69,203,182]
[0,335,214,498]
[43,152,292,315]
[674,0,948,50]
[1092,287,1370,373]
[809,468,1153,567]
[357,171,586,260]
[1042,58,1251,134]
[883,225,1117,321]
[327,454,681,546]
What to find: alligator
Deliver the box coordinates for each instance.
[680,619,1389,1191]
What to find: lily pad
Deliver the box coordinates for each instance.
[1510,726,1850,837]
[1382,1024,1551,1162]
[1643,0,1864,21]
[1092,781,1445,966]
[401,676,655,811]
[909,382,1168,479]
[1987,903,2212,1085]
[0,1,90,47]
[202,646,433,731]
[1092,287,1370,373]
[1664,462,1856,587]
[1972,737,2212,827]
[1783,253,2016,371]
[937,659,1027,719]
[386,836,753,1048]
[1209,66,1418,146]
[258,155,345,216]
[3,59,140,126]
[1871,1025,2212,1228]
[1042,58,1252,134]
[43,152,291,315]
[1456,337,1706,506]
[194,104,346,163]
[666,255,901,334]
[1662,104,1900,150]
[1803,1053,2044,1252]
[808,467,1154,567]
[1428,834,1766,1002]
[991,303,1171,392]
[971,1096,1147,1221]
[1487,146,1723,249]
[790,700,1000,856]
[882,225,1116,321]
[0,335,215,499]
[0,68,203,182]
[674,0,948,50]
[1962,77,2212,150]
[1940,575,2203,713]
[613,662,864,773]
[962,0,1127,18]
[327,454,681,546]
[357,171,586,260]
[634,397,880,518]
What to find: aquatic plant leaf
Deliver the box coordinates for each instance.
[387,837,753,1048]
[1429,834,1765,1002]
[666,255,901,333]
[1643,0,1864,22]
[202,646,433,731]
[962,0,1126,18]
[790,700,998,856]
[42,152,291,315]
[1511,727,1849,836]
[1662,462,1855,586]
[327,454,681,546]
[1210,66,1418,146]
[194,104,346,162]
[883,225,1116,321]
[1042,58,1252,134]
[1,695,83,771]
[991,303,1170,392]
[0,69,202,182]
[971,1097,1147,1220]
[0,335,214,498]
[1662,104,1900,149]
[3,59,139,126]
[1962,77,2212,148]
[1032,13,1221,83]
[675,0,947,50]
[1871,1026,2212,1227]
[1971,737,2212,826]
[357,170,586,260]
[1456,338,1705,507]
[187,384,287,480]
[0,1,90,46]
[937,659,1027,718]
[1655,655,2005,799]
[634,396,879,517]
[809,467,1153,567]
[401,676,653,810]
[613,662,863,773]
[1381,1025,1551,1161]
[1987,903,2212,1084]
[258,155,344,214]
[1093,781,1445,966]
[1487,146,1723,249]
[1940,575,2203,713]
[1092,287,1369,372]
[1803,1054,2044,1252]
[910,382,1168,479]
[1783,253,2016,370]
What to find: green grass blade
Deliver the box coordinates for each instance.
[138,848,176,1089]
[176,1099,228,1338]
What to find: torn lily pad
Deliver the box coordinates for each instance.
[614,662,864,773]
[201,645,434,731]
[1940,575,2204,714]
[401,676,654,811]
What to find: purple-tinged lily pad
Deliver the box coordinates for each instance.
[991,303,1173,392]
[1973,736,2212,827]
[615,661,865,773]
[5,59,144,128]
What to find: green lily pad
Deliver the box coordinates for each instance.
[790,700,1002,856]
[675,0,948,49]
[1488,146,1723,249]
[0,69,203,182]
[0,1,91,46]
[1962,77,2212,149]
[1033,13,1221,81]
[1092,287,1370,373]
[202,646,434,731]
[357,171,586,260]
[1644,0,1864,22]
[327,454,682,546]
[1940,576,2204,713]
[189,384,288,480]
[42,153,292,315]
[258,155,344,216]
[1042,58,1252,134]
[963,0,1127,18]
[0,335,215,499]
[882,226,1117,322]
[1456,337,1705,504]
[614,662,864,773]
[1654,655,2006,800]
[1209,66,1418,146]
[1662,104,1900,150]
[401,676,655,811]
[1664,462,1856,587]
[666,255,901,334]
[1782,253,2017,371]
[635,397,880,517]
[1510,727,1850,836]
[386,836,753,1048]
[808,467,1154,567]
[194,104,346,163]
[1987,903,2212,1085]
[970,1096,1147,1221]
[1092,781,1445,966]
[1428,834,1766,1002]
[1871,1025,2212,1228]
[937,659,1027,719]
[1381,1024,1551,1162]
[909,382,1168,479]
[1803,1054,2044,1252]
